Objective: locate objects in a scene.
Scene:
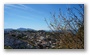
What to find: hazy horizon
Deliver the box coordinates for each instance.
[4,27,50,30]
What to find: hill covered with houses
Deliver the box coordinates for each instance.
[4,28,57,49]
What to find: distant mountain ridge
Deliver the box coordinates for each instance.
[17,28,35,31]
[4,28,14,32]
[4,28,52,32]
[4,28,35,31]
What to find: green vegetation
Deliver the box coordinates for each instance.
[4,46,12,49]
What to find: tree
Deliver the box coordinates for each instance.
[45,4,84,49]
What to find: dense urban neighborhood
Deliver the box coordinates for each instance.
[4,28,58,49]
[4,26,84,49]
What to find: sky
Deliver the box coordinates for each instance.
[4,4,83,30]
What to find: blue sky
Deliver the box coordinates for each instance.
[4,4,83,30]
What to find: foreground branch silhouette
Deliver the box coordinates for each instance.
[45,5,84,49]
